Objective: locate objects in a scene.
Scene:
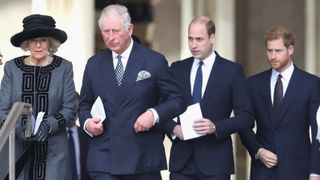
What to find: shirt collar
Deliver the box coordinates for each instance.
[193,51,216,67]
[271,62,294,81]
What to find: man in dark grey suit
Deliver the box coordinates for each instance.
[162,16,253,180]
[239,26,320,180]
[78,4,186,180]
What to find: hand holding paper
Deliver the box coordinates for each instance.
[84,96,106,137]
[193,118,216,135]
[90,96,106,122]
[179,103,205,140]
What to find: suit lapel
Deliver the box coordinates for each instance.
[109,43,145,115]
[259,70,274,126]
[183,58,194,105]
[278,66,303,123]
[201,54,222,106]
[97,49,120,101]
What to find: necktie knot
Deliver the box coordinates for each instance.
[117,55,122,61]
[277,74,282,81]
[115,55,124,86]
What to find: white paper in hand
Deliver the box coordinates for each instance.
[90,96,106,122]
[33,112,45,135]
[179,103,205,140]
[316,106,320,143]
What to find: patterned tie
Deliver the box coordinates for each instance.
[68,130,78,180]
[273,74,283,123]
[115,55,124,86]
[193,61,203,103]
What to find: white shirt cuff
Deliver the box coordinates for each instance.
[310,174,320,177]
[148,108,159,125]
[83,119,93,137]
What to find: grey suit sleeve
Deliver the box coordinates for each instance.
[46,61,77,133]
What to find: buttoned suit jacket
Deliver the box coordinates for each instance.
[163,52,253,176]
[239,66,320,180]
[78,42,186,175]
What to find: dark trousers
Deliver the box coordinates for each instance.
[170,153,230,180]
[88,171,161,180]
[170,172,230,180]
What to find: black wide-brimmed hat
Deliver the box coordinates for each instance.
[10,14,67,47]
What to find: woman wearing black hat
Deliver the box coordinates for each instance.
[0,14,76,180]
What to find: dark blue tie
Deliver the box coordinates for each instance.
[68,130,78,180]
[273,74,283,123]
[193,61,203,103]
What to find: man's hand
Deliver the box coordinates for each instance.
[309,176,320,180]
[85,117,103,136]
[173,125,184,140]
[193,118,216,135]
[256,148,278,168]
[134,110,154,133]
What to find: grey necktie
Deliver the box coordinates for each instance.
[115,55,124,86]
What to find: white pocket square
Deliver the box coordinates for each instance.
[136,70,151,82]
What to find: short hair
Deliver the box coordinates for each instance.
[189,16,216,37]
[98,4,131,32]
[20,37,61,55]
[264,26,295,48]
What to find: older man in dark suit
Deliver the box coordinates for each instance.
[162,16,253,180]
[239,26,320,180]
[78,4,186,180]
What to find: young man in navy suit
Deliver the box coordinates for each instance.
[162,16,253,180]
[78,4,186,180]
[239,26,320,180]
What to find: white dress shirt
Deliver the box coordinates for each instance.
[190,52,216,97]
[270,62,293,104]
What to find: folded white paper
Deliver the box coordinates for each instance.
[33,111,45,135]
[316,106,320,143]
[90,96,106,122]
[179,103,205,140]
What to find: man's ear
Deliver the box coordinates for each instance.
[210,33,215,44]
[288,45,294,56]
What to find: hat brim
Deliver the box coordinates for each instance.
[10,28,67,47]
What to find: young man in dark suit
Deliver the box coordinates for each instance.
[239,26,320,180]
[78,4,186,180]
[162,16,253,180]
